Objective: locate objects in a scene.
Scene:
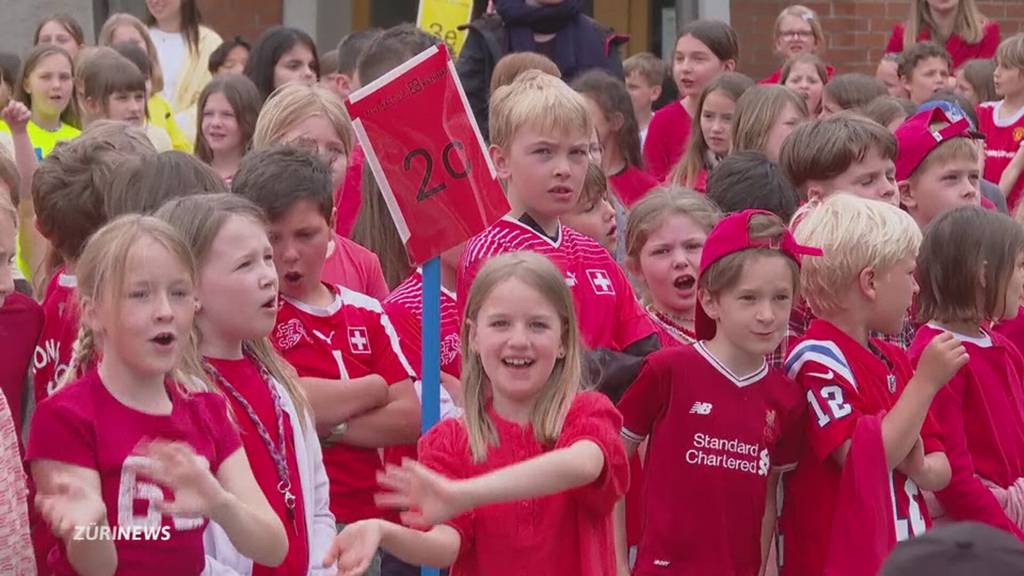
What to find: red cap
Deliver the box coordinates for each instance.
[695,209,822,341]
[894,107,980,182]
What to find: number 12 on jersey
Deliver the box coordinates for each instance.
[807,385,852,427]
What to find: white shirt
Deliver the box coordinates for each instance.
[149,27,186,104]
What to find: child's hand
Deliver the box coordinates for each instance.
[322,519,383,576]
[36,476,107,541]
[1,101,31,133]
[440,371,463,407]
[131,440,227,520]
[915,332,968,392]
[375,459,466,528]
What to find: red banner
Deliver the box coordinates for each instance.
[345,44,509,264]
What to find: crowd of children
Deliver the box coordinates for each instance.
[5,0,1024,575]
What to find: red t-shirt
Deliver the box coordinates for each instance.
[26,369,242,575]
[321,233,390,302]
[909,324,1024,537]
[335,143,365,238]
[271,284,414,523]
[418,391,628,575]
[458,216,655,352]
[780,320,941,576]
[33,271,79,403]
[206,356,310,575]
[608,165,659,207]
[642,101,692,182]
[978,100,1024,211]
[885,21,1001,70]
[0,292,43,440]
[619,343,804,575]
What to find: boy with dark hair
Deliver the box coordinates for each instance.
[899,41,953,105]
[707,150,800,222]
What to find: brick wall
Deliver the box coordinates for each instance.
[730,0,1024,81]
[199,0,282,44]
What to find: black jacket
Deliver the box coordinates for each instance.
[456,13,628,141]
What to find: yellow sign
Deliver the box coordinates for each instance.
[417,0,474,56]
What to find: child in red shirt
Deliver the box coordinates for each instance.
[782,194,967,576]
[157,193,339,574]
[979,34,1024,211]
[27,216,287,575]
[572,70,659,207]
[909,206,1024,537]
[324,251,629,575]
[617,209,814,575]
[625,187,721,348]
[885,0,1000,70]
[668,73,753,192]
[643,20,738,181]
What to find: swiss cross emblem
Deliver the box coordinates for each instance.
[348,327,371,354]
[586,269,615,295]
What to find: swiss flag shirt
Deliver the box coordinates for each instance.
[26,369,241,575]
[618,343,804,575]
[33,271,79,403]
[272,284,414,523]
[780,320,941,576]
[458,216,655,352]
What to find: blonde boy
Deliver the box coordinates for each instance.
[895,106,982,228]
[779,112,899,206]
[458,70,657,361]
[623,53,665,144]
[781,194,967,576]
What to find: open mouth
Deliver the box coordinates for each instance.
[549,186,574,196]
[607,224,617,238]
[151,332,176,346]
[673,274,696,291]
[284,272,302,284]
[502,357,535,369]
[261,296,278,311]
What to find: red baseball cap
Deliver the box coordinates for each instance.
[695,209,822,341]
[894,107,981,182]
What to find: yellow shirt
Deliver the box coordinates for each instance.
[148,94,192,152]
[0,120,80,281]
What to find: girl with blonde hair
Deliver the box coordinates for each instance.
[885,0,999,70]
[763,5,835,84]
[732,84,810,162]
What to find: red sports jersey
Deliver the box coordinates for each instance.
[271,284,414,523]
[0,292,43,441]
[608,165,659,208]
[886,21,1000,70]
[418,391,628,576]
[909,324,1024,537]
[26,369,242,575]
[781,320,941,576]
[978,100,1024,211]
[458,216,655,352]
[33,271,79,403]
[646,305,696,348]
[206,356,310,576]
[618,342,804,575]
[642,101,692,182]
[383,270,461,379]
[320,233,390,302]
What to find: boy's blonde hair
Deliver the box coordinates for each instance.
[911,137,980,182]
[489,52,561,96]
[779,112,897,195]
[98,13,165,94]
[155,193,310,426]
[794,194,921,317]
[997,34,1024,72]
[489,69,593,150]
[61,215,208,392]
[462,251,583,463]
[623,52,666,87]
[252,83,353,154]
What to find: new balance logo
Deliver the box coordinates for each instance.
[689,402,713,415]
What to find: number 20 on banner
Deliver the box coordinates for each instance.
[416,0,473,56]
[345,45,509,264]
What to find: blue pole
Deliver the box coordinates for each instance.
[420,256,441,576]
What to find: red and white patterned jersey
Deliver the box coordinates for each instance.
[978,100,1024,210]
[33,271,79,402]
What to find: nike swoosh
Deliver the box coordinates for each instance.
[807,370,835,380]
